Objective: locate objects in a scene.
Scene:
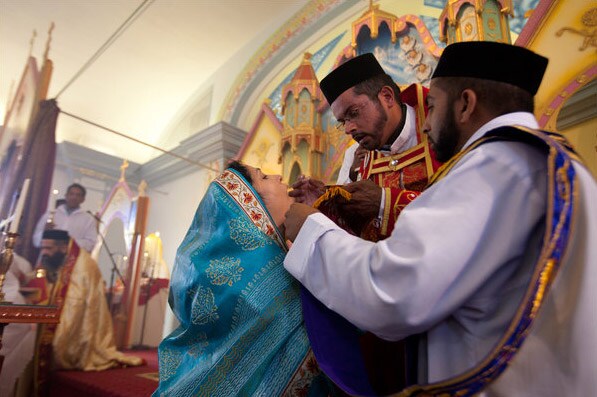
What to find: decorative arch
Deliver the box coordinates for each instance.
[456,3,479,42]
[285,91,296,128]
[289,162,302,185]
[538,64,597,130]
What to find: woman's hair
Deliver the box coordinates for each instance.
[226,160,253,184]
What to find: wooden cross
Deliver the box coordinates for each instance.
[119,159,129,182]
[44,22,55,61]
[138,180,147,197]
[28,30,37,58]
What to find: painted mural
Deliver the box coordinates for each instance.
[357,22,439,85]
[238,0,545,184]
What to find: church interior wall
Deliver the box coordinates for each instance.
[231,0,443,130]
[154,1,322,148]
[144,168,212,279]
[234,0,450,184]
[233,0,597,186]
[556,77,597,177]
[144,168,213,337]
[48,164,108,215]
[50,144,135,215]
[517,0,596,173]
[232,1,362,131]
[524,1,595,116]
[561,118,597,177]
[238,106,284,176]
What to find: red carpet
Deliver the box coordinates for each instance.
[48,349,158,397]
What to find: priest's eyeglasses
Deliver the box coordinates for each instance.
[335,102,368,132]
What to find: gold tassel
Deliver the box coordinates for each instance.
[313,186,352,209]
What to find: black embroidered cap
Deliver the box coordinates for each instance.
[432,41,548,95]
[320,53,387,105]
[42,229,70,241]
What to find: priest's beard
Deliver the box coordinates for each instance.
[41,251,66,273]
[359,100,388,151]
[432,109,460,163]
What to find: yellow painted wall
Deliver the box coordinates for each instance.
[242,0,592,181]
[240,0,446,180]
[523,0,596,179]
[240,113,283,176]
[562,117,597,177]
[242,0,443,130]
[529,1,595,125]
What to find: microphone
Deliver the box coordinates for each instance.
[86,210,103,224]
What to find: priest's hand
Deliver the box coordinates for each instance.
[340,179,382,221]
[348,145,368,182]
[288,176,325,206]
[284,203,319,242]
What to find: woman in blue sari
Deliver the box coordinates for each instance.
[153,162,328,397]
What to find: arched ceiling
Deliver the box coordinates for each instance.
[0,0,311,163]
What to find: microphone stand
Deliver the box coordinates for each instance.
[99,231,126,311]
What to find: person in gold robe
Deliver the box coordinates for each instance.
[27,229,143,392]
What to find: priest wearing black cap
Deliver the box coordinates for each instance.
[25,229,142,392]
[283,41,597,396]
[291,53,440,241]
[289,53,440,394]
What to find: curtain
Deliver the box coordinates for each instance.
[0,99,59,264]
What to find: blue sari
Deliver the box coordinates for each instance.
[154,169,324,396]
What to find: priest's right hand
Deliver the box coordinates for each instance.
[288,176,325,207]
[340,179,382,221]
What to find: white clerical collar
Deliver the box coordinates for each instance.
[462,112,539,150]
[390,104,417,154]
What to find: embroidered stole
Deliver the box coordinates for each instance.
[397,126,578,396]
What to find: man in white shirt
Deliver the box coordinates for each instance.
[33,183,98,252]
[283,41,597,396]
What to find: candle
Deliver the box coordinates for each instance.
[9,178,30,233]
[154,232,159,261]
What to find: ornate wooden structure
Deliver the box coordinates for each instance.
[0,304,59,374]
[94,161,149,348]
[439,0,513,44]
[281,53,326,183]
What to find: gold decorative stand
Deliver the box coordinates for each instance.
[0,232,59,375]
[0,232,18,303]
